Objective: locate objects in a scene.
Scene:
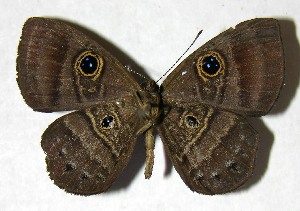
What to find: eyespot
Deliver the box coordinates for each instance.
[191,169,204,182]
[185,115,199,128]
[58,148,66,157]
[196,51,225,81]
[202,56,220,75]
[65,163,76,172]
[211,172,221,180]
[75,51,104,80]
[81,172,89,180]
[101,115,114,129]
[226,160,239,172]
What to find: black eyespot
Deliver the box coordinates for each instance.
[81,172,89,180]
[65,163,76,172]
[101,116,114,128]
[191,169,204,182]
[194,173,204,181]
[185,115,199,128]
[58,150,65,157]
[213,173,221,180]
[202,55,220,75]
[75,51,104,78]
[227,162,239,172]
[80,55,98,75]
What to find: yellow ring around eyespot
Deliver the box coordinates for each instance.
[75,51,104,81]
[196,51,225,82]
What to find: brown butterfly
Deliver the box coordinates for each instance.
[17,17,284,195]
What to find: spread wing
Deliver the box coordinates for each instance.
[17,17,141,112]
[161,18,284,116]
[158,19,284,194]
[17,18,148,195]
[158,105,259,194]
[41,97,146,195]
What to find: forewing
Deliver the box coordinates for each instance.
[17,17,140,112]
[161,18,284,116]
[158,105,259,194]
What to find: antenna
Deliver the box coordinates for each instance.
[155,30,203,83]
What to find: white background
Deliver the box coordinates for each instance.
[1,0,300,210]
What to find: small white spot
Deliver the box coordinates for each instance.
[181,70,187,76]
[116,101,120,105]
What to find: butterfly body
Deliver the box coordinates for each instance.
[17,18,284,195]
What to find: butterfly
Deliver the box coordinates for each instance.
[17,17,284,195]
